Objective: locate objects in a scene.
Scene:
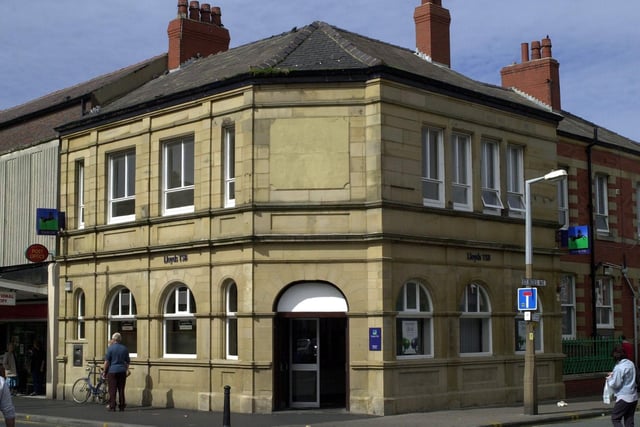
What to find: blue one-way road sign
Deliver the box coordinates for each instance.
[517,287,537,311]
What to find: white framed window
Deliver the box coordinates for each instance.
[396,281,433,358]
[163,136,194,215]
[560,274,576,338]
[422,127,444,208]
[163,285,197,358]
[459,283,491,355]
[506,145,525,217]
[226,281,238,359]
[595,174,609,233]
[515,300,543,353]
[77,290,85,340]
[451,133,472,211]
[76,160,85,229]
[223,126,236,208]
[481,138,503,213]
[108,150,136,224]
[108,288,138,356]
[596,277,614,328]
[558,168,569,229]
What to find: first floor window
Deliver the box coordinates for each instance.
[459,283,492,355]
[108,150,136,223]
[596,277,613,328]
[481,138,503,212]
[164,285,197,357]
[595,174,609,233]
[395,281,433,357]
[451,133,472,211]
[223,126,236,208]
[422,127,444,208]
[163,136,194,215]
[506,144,525,217]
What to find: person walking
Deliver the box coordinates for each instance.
[0,366,16,427]
[103,332,130,412]
[606,343,638,427]
[2,344,18,395]
[29,340,45,395]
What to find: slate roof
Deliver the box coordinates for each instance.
[60,21,561,133]
[558,110,640,152]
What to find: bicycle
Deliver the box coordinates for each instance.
[71,363,108,404]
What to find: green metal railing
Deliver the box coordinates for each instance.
[562,337,616,375]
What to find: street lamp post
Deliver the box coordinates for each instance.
[523,169,567,416]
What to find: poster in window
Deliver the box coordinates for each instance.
[401,320,419,355]
[179,320,193,330]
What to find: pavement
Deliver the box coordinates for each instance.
[9,394,615,427]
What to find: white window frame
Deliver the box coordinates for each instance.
[223,126,236,208]
[558,168,569,229]
[108,150,136,224]
[76,160,85,229]
[481,138,503,213]
[77,290,85,340]
[595,277,614,328]
[560,274,576,338]
[451,133,472,211]
[163,137,195,216]
[396,281,434,359]
[163,285,197,358]
[595,174,609,233]
[506,145,525,217]
[421,127,445,208]
[226,282,238,360]
[515,300,543,353]
[108,288,138,357]
[459,283,492,356]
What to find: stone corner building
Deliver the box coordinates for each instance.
[55,1,566,415]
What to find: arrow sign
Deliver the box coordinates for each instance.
[517,287,537,311]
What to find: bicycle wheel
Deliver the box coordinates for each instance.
[71,378,90,403]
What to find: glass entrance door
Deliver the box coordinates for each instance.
[290,318,319,408]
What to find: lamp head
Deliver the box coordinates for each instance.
[543,169,567,182]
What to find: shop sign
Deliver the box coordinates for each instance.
[369,327,381,351]
[0,291,16,306]
[25,243,49,262]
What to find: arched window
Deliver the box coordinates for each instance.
[77,290,86,340]
[164,284,196,358]
[108,288,137,356]
[459,283,492,355]
[396,281,433,357]
[226,281,238,359]
[515,300,543,353]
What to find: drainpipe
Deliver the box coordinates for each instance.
[587,128,597,337]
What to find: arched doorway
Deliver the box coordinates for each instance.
[273,282,348,410]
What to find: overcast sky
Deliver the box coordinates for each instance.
[1,1,639,141]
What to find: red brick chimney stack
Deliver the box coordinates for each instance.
[500,36,561,110]
[167,0,231,70]
[414,0,451,67]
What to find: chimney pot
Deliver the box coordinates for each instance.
[212,6,222,26]
[531,40,541,60]
[200,3,211,23]
[520,42,529,62]
[541,36,552,58]
[177,0,188,18]
[189,1,200,20]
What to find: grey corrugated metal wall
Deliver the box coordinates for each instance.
[0,140,58,267]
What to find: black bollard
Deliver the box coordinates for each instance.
[223,385,231,427]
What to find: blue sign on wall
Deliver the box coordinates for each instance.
[369,327,381,351]
[517,288,537,311]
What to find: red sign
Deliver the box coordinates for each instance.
[25,244,49,262]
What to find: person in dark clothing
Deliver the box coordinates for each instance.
[29,340,45,396]
[104,332,131,411]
